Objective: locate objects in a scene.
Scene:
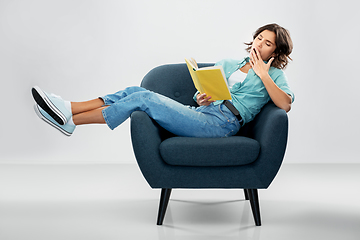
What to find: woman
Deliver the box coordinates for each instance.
[32,23,294,137]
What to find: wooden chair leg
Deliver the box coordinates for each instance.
[247,189,261,226]
[157,188,172,225]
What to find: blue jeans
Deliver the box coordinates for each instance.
[101,86,241,138]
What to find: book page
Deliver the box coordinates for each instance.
[190,57,198,69]
[185,58,204,93]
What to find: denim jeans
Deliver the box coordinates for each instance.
[100,86,241,138]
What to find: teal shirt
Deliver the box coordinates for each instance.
[194,57,295,124]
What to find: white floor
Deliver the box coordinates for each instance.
[0,163,359,240]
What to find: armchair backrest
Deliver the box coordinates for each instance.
[141,63,213,106]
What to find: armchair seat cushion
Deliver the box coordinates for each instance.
[159,136,260,167]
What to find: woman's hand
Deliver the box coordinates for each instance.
[249,48,273,79]
[196,93,215,106]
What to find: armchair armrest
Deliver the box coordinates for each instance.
[249,103,289,186]
[130,111,168,186]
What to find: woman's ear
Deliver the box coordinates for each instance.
[270,52,277,58]
[266,52,277,62]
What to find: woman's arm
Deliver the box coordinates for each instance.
[250,48,292,112]
[256,73,292,112]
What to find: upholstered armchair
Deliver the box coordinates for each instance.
[130,63,289,226]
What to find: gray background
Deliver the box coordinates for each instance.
[0,0,358,164]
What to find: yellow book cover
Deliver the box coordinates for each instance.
[185,58,231,101]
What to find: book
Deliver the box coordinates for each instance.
[185,58,231,101]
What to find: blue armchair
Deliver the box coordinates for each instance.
[130,63,289,226]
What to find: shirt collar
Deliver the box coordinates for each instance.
[237,57,249,68]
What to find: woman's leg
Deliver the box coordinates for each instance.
[70,87,148,125]
[33,85,239,137]
[70,98,107,125]
[71,98,105,115]
[101,87,240,137]
[72,106,107,125]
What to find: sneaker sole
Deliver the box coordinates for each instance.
[32,86,67,125]
[34,104,72,137]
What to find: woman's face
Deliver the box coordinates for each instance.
[251,30,277,61]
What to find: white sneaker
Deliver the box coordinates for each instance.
[31,86,72,125]
[34,104,75,137]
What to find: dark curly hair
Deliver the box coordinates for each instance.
[245,23,293,69]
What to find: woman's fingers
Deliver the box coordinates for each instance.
[196,93,205,102]
[197,93,214,106]
[267,57,274,66]
[253,47,261,61]
[201,95,212,103]
[201,95,214,106]
[199,93,207,99]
